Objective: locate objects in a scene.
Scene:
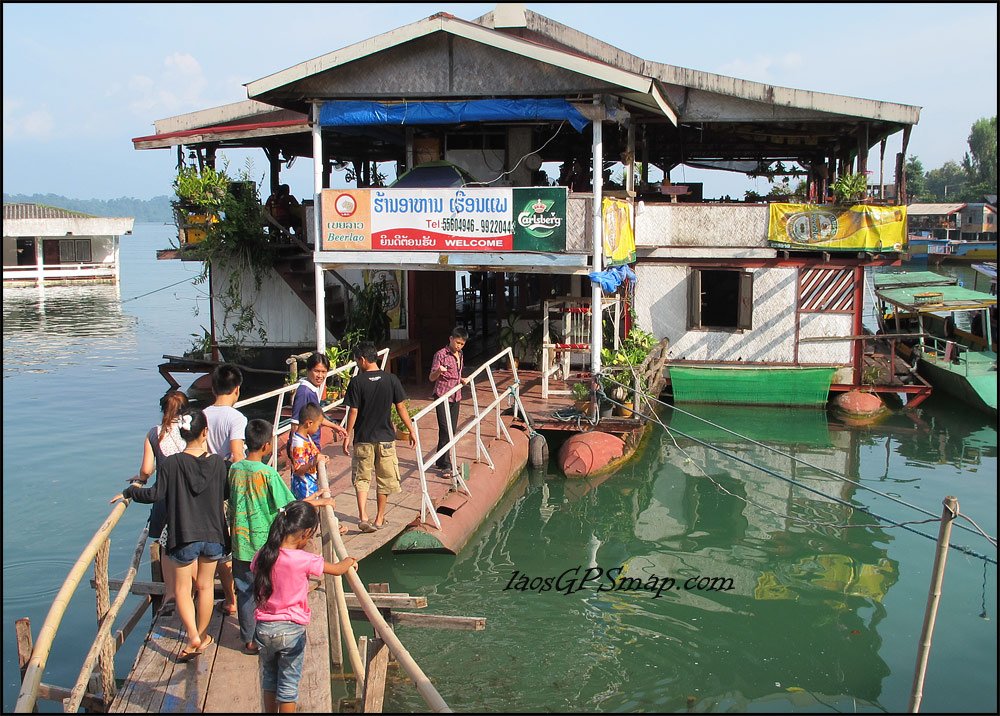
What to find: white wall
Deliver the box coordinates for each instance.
[634,264,852,366]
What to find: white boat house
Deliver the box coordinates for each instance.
[2,204,134,286]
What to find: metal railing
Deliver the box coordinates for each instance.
[408,347,530,529]
[234,347,389,468]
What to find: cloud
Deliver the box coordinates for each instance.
[124,52,209,116]
[3,98,55,139]
[717,53,804,84]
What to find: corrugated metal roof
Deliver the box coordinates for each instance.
[3,203,97,220]
[907,203,966,215]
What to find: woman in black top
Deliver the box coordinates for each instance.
[112,409,229,662]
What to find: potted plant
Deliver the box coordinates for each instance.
[391,400,412,441]
[499,312,528,368]
[571,381,591,413]
[831,172,869,204]
[173,165,228,245]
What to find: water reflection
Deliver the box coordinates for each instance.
[2,284,137,375]
[366,398,998,712]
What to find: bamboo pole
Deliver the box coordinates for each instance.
[908,496,959,713]
[317,464,452,713]
[15,501,130,713]
[312,469,365,684]
[66,520,150,713]
[321,531,344,667]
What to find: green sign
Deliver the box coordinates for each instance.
[512,187,567,252]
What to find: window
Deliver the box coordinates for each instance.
[58,239,92,263]
[688,268,753,330]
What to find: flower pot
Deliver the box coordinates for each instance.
[614,402,634,418]
[395,428,410,441]
[574,400,590,413]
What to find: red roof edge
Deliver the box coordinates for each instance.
[132,118,308,145]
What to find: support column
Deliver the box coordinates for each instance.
[312,103,327,353]
[591,96,604,385]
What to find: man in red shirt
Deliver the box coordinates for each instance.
[428,327,469,474]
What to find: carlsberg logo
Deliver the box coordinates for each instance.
[517,198,563,238]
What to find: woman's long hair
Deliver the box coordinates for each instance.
[253,501,319,605]
[158,390,189,440]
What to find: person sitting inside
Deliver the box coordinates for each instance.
[265,184,302,235]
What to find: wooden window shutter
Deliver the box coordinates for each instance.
[737,271,754,330]
[687,269,702,328]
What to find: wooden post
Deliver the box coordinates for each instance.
[15,618,39,713]
[363,637,391,713]
[93,541,116,703]
[908,495,959,713]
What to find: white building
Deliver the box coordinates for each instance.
[2,204,134,285]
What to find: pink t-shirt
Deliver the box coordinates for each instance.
[252,548,325,625]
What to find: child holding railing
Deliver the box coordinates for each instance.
[252,501,356,713]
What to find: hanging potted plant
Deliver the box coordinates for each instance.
[173,165,228,245]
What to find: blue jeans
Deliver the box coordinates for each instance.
[231,559,256,645]
[255,620,307,703]
[167,540,226,567]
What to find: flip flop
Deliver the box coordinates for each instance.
[359,521,377,534]
[216,601,237,616]
[177,643,202,663]
[373,518,388,530]
[196,634,214,653]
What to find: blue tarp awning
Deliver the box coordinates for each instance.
[319,99,589,132]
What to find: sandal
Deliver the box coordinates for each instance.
[339,523,349,535]
[358,521,377,534]
[373,518,388,530]
[197,634,214,653]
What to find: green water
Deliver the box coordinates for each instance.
[2,230,996,712]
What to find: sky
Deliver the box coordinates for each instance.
[3,3,997,201]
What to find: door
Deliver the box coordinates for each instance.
[42,240,61,267]
[411,271,457,366]
[15,239,36,266]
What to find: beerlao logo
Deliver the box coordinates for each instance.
[517,197,562,238]
[335,193,357,217]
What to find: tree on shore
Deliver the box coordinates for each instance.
[911,116,997,203]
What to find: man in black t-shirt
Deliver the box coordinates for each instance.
[343,342,415,532]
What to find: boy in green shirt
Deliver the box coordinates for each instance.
[228,419,335,653]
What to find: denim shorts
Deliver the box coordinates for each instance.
[167,540,226,567]
[255,620,307,703]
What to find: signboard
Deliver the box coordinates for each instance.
[320,187,566,252]
[768,203,907,252]
[602,197,636,266]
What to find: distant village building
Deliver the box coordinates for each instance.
[959,203,997,241]
[906,203,965,241]
[2,203,134,285]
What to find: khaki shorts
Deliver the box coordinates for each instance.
[352,441,402,495]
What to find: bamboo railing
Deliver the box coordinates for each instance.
[317,462,452,713]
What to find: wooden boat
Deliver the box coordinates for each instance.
[874,273,997,416]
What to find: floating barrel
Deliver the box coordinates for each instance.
[557,432,625,477]
[528,433,549,467]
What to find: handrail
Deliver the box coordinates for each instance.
[317,463,452,713]
[15,501,131,713]
[407,347,529,529]
[65,517,150,712]
[234,347,389,468]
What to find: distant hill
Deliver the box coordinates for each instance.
[2,193,173,223]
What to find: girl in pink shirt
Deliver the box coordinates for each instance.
[252,501,356,712]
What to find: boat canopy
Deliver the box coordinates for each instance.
[875,284,998,312]
[873,271,958,289]
[318,99,590,132]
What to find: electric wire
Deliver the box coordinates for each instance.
[601,372,988,541]
[120,275,198,304]
[595,380,997,565]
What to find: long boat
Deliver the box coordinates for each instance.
[928,239,998,263]
[874,272,997,416]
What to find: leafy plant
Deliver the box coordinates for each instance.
[391,400,412,432]
[571,381,591,401]
[347,280,391,346]
[831,172,869,204]
[179,160,274,359]
[187,328,212,358]
[499,313,528,362]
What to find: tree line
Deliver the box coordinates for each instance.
[2,193,173,223]
[906,116,997,203]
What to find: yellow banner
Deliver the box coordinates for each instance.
[768,203,907,252]
[602,197,636,265]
